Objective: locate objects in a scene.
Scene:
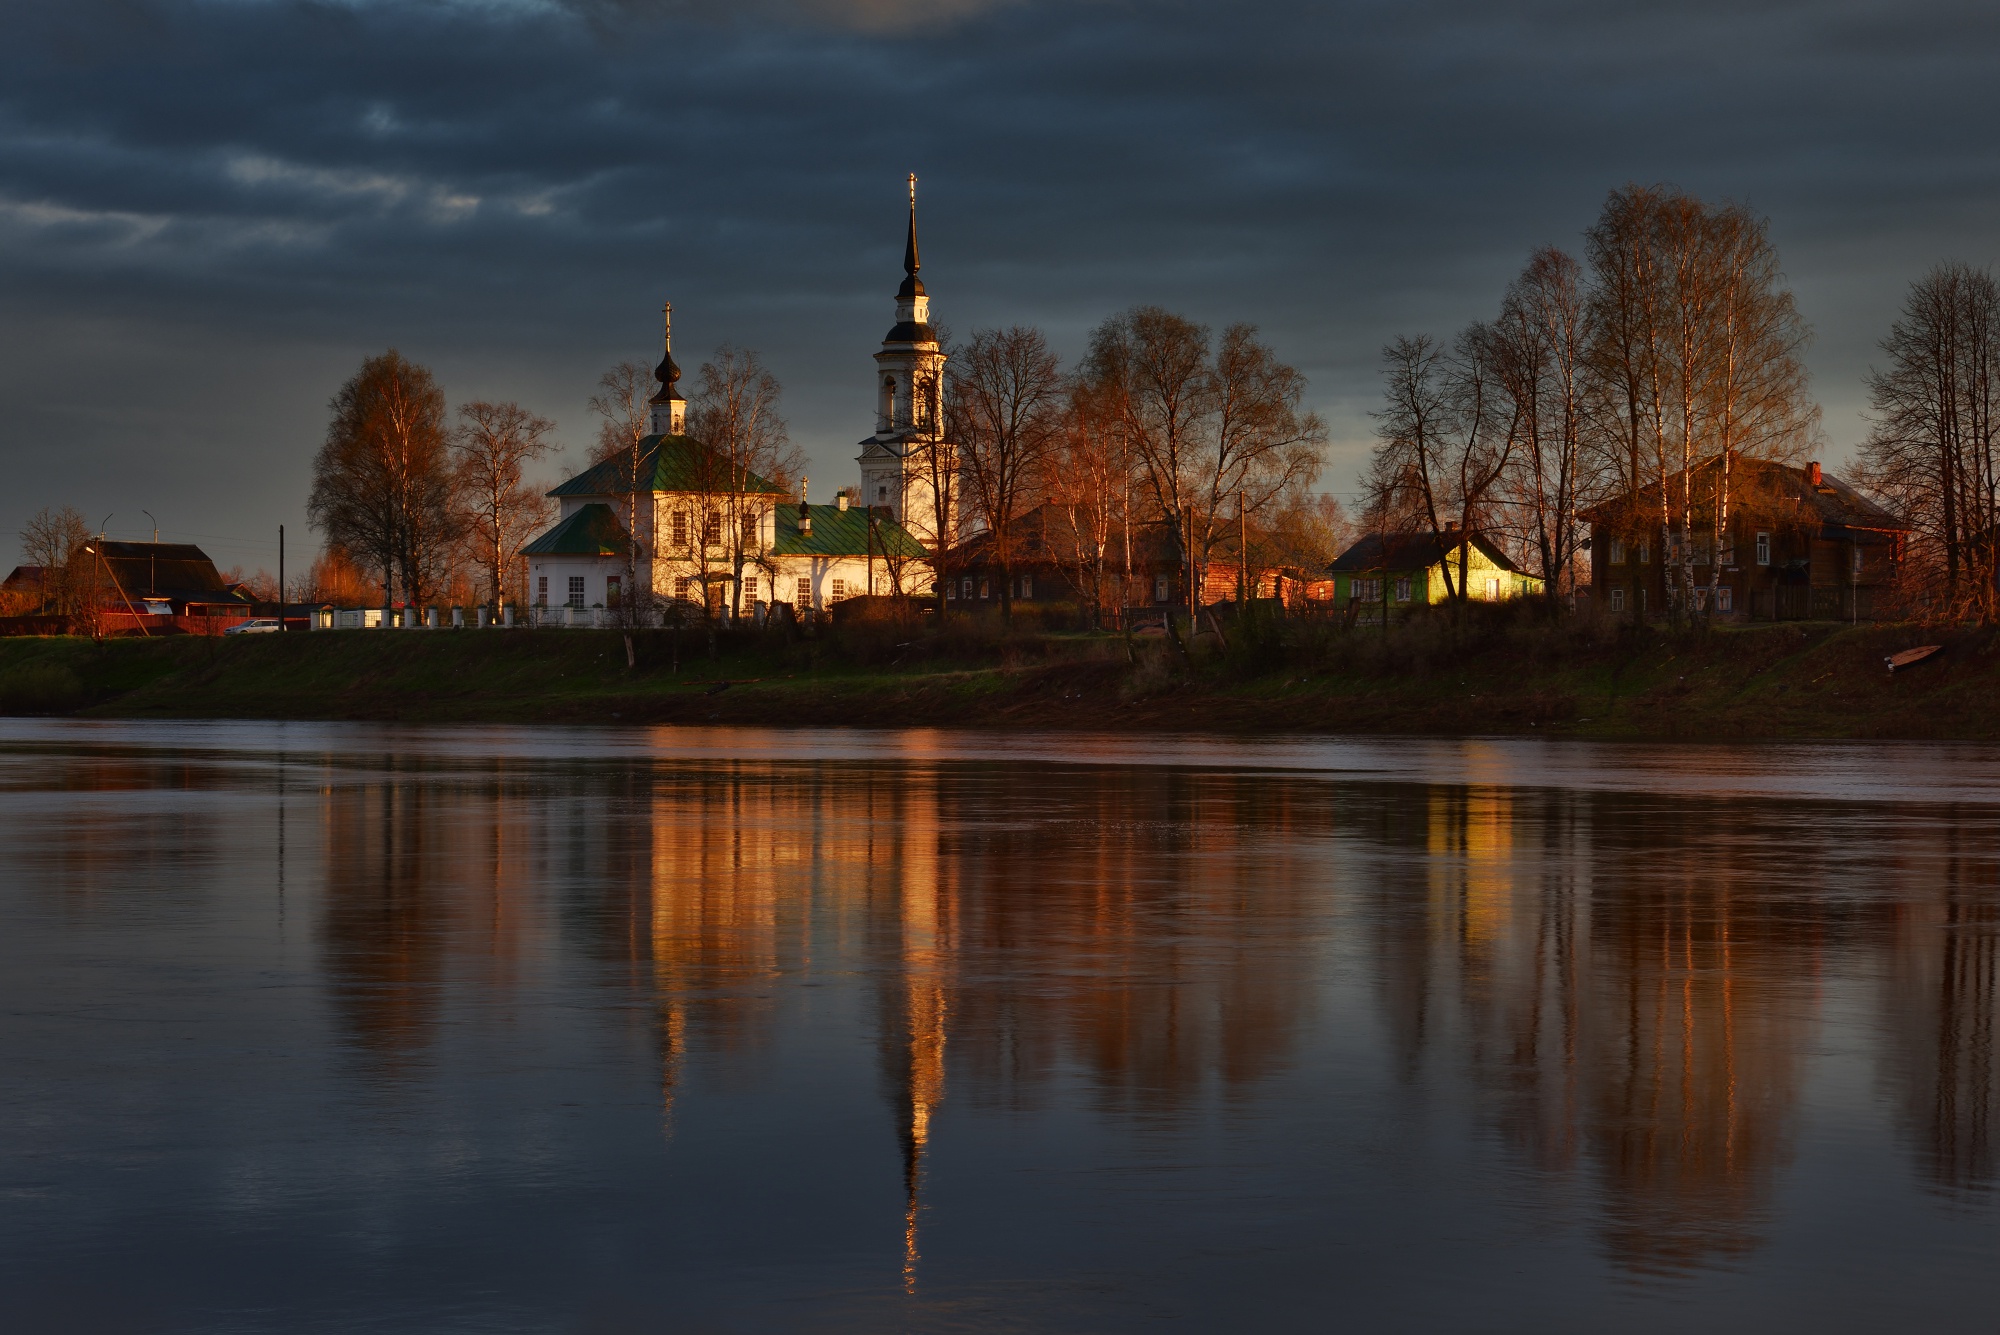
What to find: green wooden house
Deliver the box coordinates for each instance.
[1328,530,1541,616]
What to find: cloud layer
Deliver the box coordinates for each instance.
[2,0,1997,566]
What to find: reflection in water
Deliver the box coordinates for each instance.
[17,724,2000,1328]
[1881,837,2000,1195]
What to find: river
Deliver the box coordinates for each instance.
[3,719,1998,1331]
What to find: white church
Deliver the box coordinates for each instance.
[523,180,955,622]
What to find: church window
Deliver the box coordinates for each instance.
[567,576,585,607]
[704,510,721,546]
[878,485,888,504]
[536,576,548,606]
[795,578,811,608]
[831,578,847,602]
[671,510,688,547]
[675,575,694,602]
[742,576,759,603]
[741,511,759,545]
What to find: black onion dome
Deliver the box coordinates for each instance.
[884,321,937,343]
[650,349,683,403]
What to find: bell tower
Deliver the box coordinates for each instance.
[857,175,955,548]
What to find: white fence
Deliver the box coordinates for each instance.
[312,602,777,631]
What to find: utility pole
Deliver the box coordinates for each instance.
[278,525,285,633]
[142,510,157,597]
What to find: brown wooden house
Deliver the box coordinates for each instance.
[1581,459,1907,621]
[945,504,1189,616]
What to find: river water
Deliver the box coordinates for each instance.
[4,719,1999,1332]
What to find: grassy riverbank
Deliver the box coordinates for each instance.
[0,612,1990,738]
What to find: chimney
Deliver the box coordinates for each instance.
[1809,461,1822,486]
[837,491,849,512]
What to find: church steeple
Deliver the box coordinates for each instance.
[898,172,923,301]
[648,300,686,436]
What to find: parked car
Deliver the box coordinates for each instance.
[223,618,282,635]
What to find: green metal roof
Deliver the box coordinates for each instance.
[549,435,787,499]
[771,503,927,559]
[521,503,630,557]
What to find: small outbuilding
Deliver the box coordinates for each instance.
[1328,529,1541,617]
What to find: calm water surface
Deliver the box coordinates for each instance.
[5,719,2000,1331]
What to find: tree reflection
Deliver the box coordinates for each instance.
[1362,785,1819,1275]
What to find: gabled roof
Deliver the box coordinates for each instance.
[771,503,927,559]
[1329,530,1520,575]
[521,503,630,557]
[2,565,45,590]
[950,503,1181,567]
[1580,458,1907,537]
[93,541,249,602]
[550,435,787,499]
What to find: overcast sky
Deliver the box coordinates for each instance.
[3,0,1996,574]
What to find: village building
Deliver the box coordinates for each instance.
[946,504,1186,615]
[522,188,938,620]
[1328,529,1542,616]
[85,541,252,618]
[1581,458,1907,620]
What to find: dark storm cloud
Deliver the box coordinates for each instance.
[2,0,1997,565]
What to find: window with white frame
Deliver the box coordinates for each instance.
[704,510,721,546]
[1154,575,1169,602]
[1019,574,1033,599]
[1355,578,1381,602]
[1692,587,1708,611]
[795,578,811,607]
[567,576,585,607]
[1610,537,1626,564]
[1852,545,1864,575]
[961,576,973,600]
[1394,577,1412,602]
[536,575,548,606]
[1637,540,1650,564]
[831,578,847,602]
[1755,531,1771,566]
[1610,587,1625,612]
[979,579,990,599]
[675,575,694,601]
[671,510,689,547]
[741,511,759,546]
[1716,586,1734,613]
[742,576,759,603]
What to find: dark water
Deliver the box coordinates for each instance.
[5,721,2000,1332]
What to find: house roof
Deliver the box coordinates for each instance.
[771,503,927,559]
[1580,458,1907,538]
[2,565,45,590]
[1329,530,1521,575]
[549,435,787,499]
[521,503,630,557]
[92,541,249,602]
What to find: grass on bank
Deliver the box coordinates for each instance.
[0,602,1990,738]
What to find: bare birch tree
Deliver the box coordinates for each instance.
[453,400,556,613]
[17,504,93,616]
[1366,328,1517,603]
[589,360,653,665]
[1492,248,1595,608]
[1857,262,2000,620]
[687,345,801,622]
[951,326,1065,624]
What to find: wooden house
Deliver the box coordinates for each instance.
[1580,459,1907,621]
[945,504,1189,615]
[1328,530,1541,617]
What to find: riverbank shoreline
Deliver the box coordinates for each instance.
[0,618,1989,740]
